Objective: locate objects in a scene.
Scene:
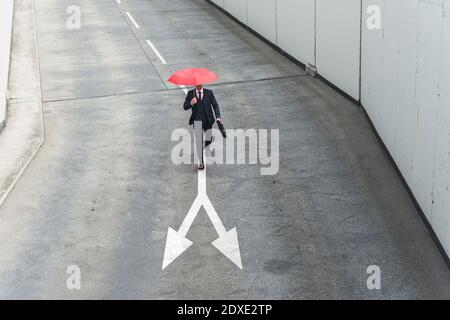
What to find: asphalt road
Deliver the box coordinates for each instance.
[0,0,449,299]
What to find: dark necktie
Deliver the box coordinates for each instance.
[197,91,202,101]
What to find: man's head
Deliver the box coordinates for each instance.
[195,84,203,91]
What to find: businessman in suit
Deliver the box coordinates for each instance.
[183,84,222,170]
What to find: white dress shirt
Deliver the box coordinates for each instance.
[196,88,204,100]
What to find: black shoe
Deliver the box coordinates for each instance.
[198,164,205,170]
[205,137,214,148]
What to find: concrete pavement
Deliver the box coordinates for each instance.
[0,0,449,299]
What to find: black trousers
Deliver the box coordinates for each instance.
[193,120,212,165]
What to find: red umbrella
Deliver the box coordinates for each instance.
[168,68,218,86]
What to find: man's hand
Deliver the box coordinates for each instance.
[191,96,198,106]
[216,118,222,122]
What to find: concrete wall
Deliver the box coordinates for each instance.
[276,0,315,67]
[0,0,14,129]
[211,0,224,7]
[316,0,361,100]
[223,0,247,24]
[247,0,277,43]
[361,0,450,256]
[210,0,450,256]
[213,0,361,100]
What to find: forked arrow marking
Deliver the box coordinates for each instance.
[162,152,243,270]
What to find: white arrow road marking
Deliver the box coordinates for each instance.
[162,227,193,270]
[162,155,243,270]
[211,227,242,269]
[162,88,243,270]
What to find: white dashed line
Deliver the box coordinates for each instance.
[126,11,140,29]
[179,85,188,94]
[116,0,122,4]
[146,40,167,65]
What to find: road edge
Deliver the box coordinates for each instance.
[0,0,45,208]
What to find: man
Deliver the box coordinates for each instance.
[183,84,222,170]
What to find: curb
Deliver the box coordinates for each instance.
[0,0,45,208]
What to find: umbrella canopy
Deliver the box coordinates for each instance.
[168,68,218,86]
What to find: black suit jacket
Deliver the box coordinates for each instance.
[183,89,221,127]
